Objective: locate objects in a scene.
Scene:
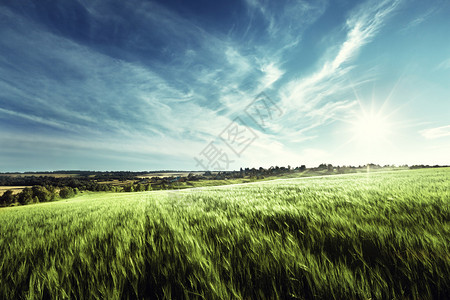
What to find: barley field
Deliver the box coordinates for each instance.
[0,168,449,299]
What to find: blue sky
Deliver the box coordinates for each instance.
[0,0,449,172]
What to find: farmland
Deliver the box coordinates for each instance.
[0,186,32,195]
[0,168,449,299]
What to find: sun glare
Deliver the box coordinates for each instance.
[352,111,391,145]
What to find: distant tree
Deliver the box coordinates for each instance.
[32,186,52,202]
[135,184,145,192]
[123,185,134,192]
[318,163,327,170]
[59,187,75,199]
[0,190,15,206]
[18,188,33,205]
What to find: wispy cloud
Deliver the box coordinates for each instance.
[258,62,284,90]
[244,0,326,41]
[282,0,400,102]
[436,58,450,70]
[305,100,358,123]
[0,4,233,137]
[420,125,450,139]
[400,5,439,32]
[277,0,401,141]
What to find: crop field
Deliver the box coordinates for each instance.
[0,186,31,195]
[0,168,449,299]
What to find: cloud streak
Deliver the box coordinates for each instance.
[420,125,450,140]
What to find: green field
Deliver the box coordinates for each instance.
[0,168,449,299]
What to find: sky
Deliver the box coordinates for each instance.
[0,0,449,172]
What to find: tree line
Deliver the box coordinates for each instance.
[0,186,79,206]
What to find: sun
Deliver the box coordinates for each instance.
[352,111,391,144]
[335,78,407,165]
[338,108,394,165]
